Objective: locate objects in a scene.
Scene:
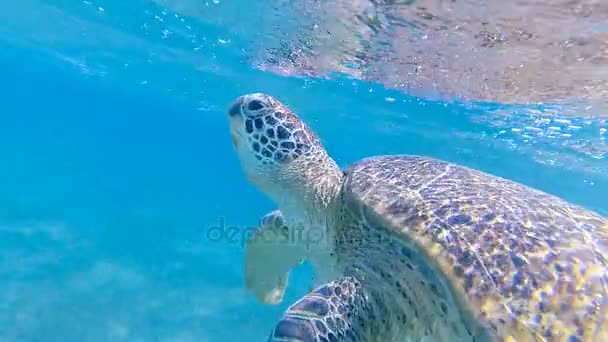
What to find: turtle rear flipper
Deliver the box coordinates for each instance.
[268,276,371,341]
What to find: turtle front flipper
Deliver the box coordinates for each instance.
[268,276,371,342]
[245,210,306,305]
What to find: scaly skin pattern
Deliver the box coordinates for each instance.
[267,277,373,342]
[227,93,608,342]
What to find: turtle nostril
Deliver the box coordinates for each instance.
[228,98,244,117]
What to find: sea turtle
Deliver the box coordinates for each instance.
[226,92,608,341]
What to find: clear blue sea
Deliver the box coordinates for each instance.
[0,1,607,341]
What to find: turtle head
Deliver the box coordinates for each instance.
[227,93,318,168]
[227,93,341,209]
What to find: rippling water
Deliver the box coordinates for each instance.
[0,1,606,341]
[254,0,608,114]
[5,0,607,113]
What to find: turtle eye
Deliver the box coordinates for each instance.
[248,100,264,111]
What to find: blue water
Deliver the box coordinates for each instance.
[1,1,607,341]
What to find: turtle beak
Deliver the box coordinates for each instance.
[228,96,244,117]
[227,97,245,147]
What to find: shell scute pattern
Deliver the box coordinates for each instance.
[341,155,608,341]
[334,192,482,341]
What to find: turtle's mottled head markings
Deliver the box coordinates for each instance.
[228,93,318,167]
[227,93,342,215]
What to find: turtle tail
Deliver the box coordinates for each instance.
[267,276,371,342]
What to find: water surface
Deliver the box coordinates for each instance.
[0,1,606,341]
